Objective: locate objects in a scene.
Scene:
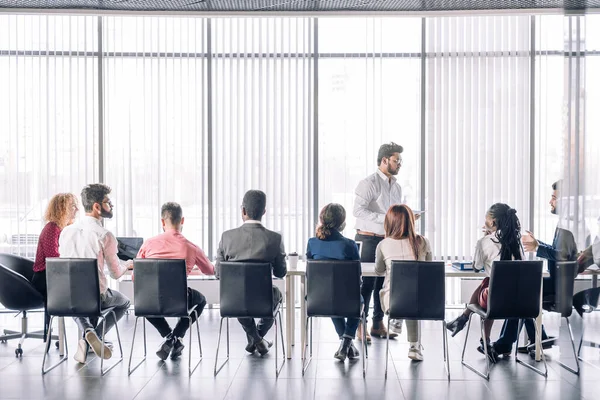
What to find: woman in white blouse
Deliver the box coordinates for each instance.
[375,204,432,361]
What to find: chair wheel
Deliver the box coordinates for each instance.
[15,348,23,357]
[0,339,6,344]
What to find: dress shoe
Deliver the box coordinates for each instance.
[334,338,352,362]
[156,334,176,361]
[357,324,371,343]
[370,322,398,339]
[347,341,360,359]
[446,314,469,337]
[518,337,555,354]
[170,337,185,360]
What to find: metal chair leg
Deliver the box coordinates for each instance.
[515,319,548,378]
[127,317,147,375]
[214,317,230,376]
[461,314,491,380]
[101,310,124,376]
[275,310,285,378]
[555,317,580,375]
[443,321,450,380]
[188,311,202,376]
[576,314,600,370]
[362,313,368,375]
[42,316,69,374]
[301,317,312,376]
[385,319,390,379]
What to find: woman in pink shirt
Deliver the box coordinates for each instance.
[31,193,79,298]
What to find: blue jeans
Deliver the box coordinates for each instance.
[330,296,364,339]
[493,318,549,354]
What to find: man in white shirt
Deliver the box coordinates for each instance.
[353,142,406,342]
[59,183,132,364]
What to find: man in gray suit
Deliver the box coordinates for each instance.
[215,190,287,355]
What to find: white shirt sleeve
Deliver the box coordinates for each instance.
[593,240,600,265]
[353,179,385,225]
[374,242,387,276]
[102,232,131,279]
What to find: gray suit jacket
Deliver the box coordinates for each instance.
[215,222,287,279]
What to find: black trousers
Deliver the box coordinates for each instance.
[31,270,50,341]
[147,288,207,339]
[238,286,283,342]
[355,233,385,324]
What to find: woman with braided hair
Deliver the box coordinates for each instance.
[306,203,361,362]
[445,203,524,363]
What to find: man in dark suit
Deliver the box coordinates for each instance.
[215,190,287,356]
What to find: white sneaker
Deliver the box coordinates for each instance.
[74,339,88,364]
[389,319,403,335]
[408,343,424,361]
[85,330,112,360]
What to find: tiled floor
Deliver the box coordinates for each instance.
[0,308,599,399]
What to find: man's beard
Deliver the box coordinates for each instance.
[101,209,113,219]
[387,165,399,175]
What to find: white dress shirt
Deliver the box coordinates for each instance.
[472,232,524,276]
[58,215,130,294]
[353,169,403,235]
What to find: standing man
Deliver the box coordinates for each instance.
[353,142,408,342]
[215,190,287,356]
[136,202,215,361]
[59,184,132,364]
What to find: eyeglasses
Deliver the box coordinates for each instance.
[102,200,113,208]
[389,157,403,165]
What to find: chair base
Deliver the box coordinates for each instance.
[128,311,203,377]
[577,313,600,371]
[0,312,59,357]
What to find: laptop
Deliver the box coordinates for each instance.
[116,237,144,261]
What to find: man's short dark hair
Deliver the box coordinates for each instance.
[81,183,111,213]
[377,142,404,166]
[552,180,563,191]
[242,190,267,221]
[161,202,183,224]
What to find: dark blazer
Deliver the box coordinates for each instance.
[306,230,360,261]
[215,222,287,279]
[537,227,578,285]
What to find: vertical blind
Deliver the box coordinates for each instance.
[425,15,532,260]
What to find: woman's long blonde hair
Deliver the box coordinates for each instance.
[44,193,77,229]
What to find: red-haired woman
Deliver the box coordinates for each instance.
[375,204,432,361]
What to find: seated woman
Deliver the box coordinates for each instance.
[445,203,524,363]
[306,203,361,362]
[31,193,79,339]
[375,204,432,361]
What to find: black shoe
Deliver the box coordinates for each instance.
[156,334,176,361]
[245,334,256,354]
[255,339,271,356]
[170,337,185,360]
[517,337,555,354]
[334,338,352,362]
[476,339,499,364]
[446,315,469,337]
[347,341,360,360]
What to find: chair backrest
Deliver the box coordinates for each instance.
[219,262,274,318]
[132,258,188,317]
[0,263,44,311]
[486,260,543,320]
[0,253,35,282]
[388,260,446,320]
[45,258,101,317]
[305,260,361,318]
[553,261,578,317]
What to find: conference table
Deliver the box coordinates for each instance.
[284,261,600,361]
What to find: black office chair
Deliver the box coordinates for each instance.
[214,262,285,377]
[534,261,579,374]
[461,260,546,380]
[42,258,124,375]
[573,286,600,369]
[302,260,367,377]
[0,254,57,357]
[127,259,202,376]
[386,260,448,380]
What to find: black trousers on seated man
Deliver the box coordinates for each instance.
[147,288,207,338]
[238,286,282,342]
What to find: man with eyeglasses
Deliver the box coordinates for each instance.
[353,142,408,342]
[58,183,132,364]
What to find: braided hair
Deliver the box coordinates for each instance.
[315,203,346,240]
[488,203,523,261]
